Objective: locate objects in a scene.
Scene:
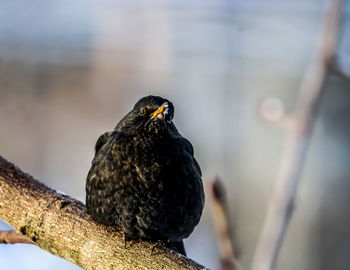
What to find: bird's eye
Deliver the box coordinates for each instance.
[139,108,146,116]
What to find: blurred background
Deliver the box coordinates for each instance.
[0,0,349,269]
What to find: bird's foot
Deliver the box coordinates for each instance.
[150,240,168,255]
[122,231,136,249]
[168,240,186,256]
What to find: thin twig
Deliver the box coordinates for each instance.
[329,54,350,82]
[207,178,241,270]
[251,0,344,270]
[0,230,33,244]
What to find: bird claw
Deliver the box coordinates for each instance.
[150,240,168,255]
[122,231,134,249]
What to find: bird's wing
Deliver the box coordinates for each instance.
[94,131,113,153]
[183,138,202,177]
[86,131,119,225]
[193,157,202,177]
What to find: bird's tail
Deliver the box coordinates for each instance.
[169,240,186,256]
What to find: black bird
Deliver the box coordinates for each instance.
[86,95,205,256]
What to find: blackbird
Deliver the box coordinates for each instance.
[86,95,205,256]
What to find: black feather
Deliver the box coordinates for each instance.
[86,95,205,253]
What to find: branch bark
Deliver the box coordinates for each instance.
[251,1,344,270]
[0,156,206,270]
[0,230,33,244]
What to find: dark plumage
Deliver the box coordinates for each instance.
[86,95,205,256]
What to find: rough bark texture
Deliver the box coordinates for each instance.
[0,156,206,270]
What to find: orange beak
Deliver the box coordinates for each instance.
[151,102,169,120]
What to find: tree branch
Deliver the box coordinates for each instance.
[206,178,240,270]
[0,156,206,270]
[251,0,344,270]
[0,230,33,244]
[329,54,350,82]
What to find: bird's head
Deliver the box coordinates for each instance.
[115,95,175,135]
